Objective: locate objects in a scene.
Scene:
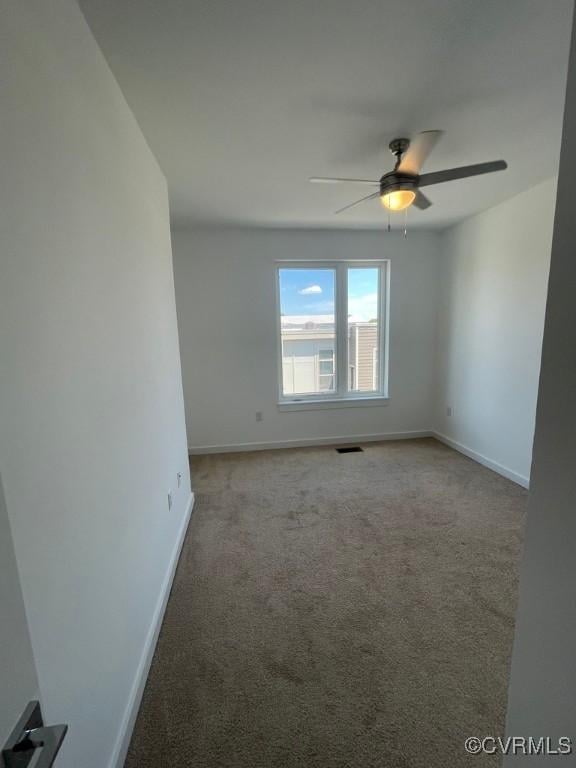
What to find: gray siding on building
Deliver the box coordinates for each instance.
[354,323,378,391]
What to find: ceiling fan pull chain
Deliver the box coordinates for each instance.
[387,208,391,233]
[404,208,408,238]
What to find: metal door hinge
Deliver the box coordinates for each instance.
[2,701,67,768]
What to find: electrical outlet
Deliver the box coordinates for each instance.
[177,472,182,488]
[446,406,453,418]
[167,491,172,511]
[255,411,263,422]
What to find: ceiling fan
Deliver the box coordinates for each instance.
[309,131,507,214]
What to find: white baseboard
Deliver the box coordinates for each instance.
[108,492,195,768]
[432,432,529,489]
[188,430,433,455]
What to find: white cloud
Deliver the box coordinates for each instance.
[347,292,378,322]
[298,284,322,295]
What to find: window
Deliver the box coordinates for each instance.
[318,349,335,391]
[277,262,388,405]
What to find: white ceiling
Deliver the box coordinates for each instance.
[79,0,573,230]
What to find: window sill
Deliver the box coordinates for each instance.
[277,396,390,412]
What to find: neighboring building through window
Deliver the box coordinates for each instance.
[277,263,388,402]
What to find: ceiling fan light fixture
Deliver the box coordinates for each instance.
[380,189,416,211]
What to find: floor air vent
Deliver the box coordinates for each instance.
[336,446,363,454]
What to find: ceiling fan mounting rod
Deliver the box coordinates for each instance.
[389,137,410,167]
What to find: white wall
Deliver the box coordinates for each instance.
[504,18,576,761]
[434,178,557,486]
[172,227,440,451]
[0,2,191,767]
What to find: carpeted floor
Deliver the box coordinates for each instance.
[124,438,526,768]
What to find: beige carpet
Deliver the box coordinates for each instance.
[124,438,526,768]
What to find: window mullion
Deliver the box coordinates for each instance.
[335,263,348,398]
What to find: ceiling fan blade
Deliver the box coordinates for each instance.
[413,190,432,210]
[419,160,507,187]
[398,130,443,175]
[335,191,380,215]
[310,176,379,185]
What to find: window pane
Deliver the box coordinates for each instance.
[279,268,335,396]
[318,375,335,391]
[347,267,379,393]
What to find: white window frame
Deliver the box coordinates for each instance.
[276,260,390,410]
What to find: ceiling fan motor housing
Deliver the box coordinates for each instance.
[379,172,418,197]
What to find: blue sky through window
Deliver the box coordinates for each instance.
[279,269,334,316]
[348,268,378,322]
[279,267,378,321]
